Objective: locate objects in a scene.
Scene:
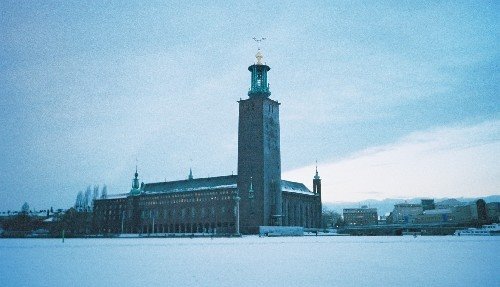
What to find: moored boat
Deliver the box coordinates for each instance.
[454,223,500,236]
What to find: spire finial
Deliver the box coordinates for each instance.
[188,168,193,180]
[131,161,140,191]
[314,160,320,179]
[135,158,138,178]
[253,37,266,65]
[248,176,254,199]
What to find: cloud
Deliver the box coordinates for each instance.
[283,120,500,202]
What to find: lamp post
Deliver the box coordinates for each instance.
[151,210,155,234]
[121,210,125,234]
[234,190,241,236]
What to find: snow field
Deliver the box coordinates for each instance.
[1,236,498,287]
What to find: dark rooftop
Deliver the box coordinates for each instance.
[96,175,316,197]
[144,175,238,194]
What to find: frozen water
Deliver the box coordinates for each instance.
[1,236,498,287]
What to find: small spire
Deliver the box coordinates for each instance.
[248,176,254,199]
[188,168,193,180]
[314,160,320,180]
[135,158,138,178]
[131,165,140,191]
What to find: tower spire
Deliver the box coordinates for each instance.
[188,168,193,180]
[248,37,270,98]
[130,164,141,195]
[135,158,138,178]
[248,176,254,199]
[313,162,321,195]
[248,53,271,98]
[314,160,320,179]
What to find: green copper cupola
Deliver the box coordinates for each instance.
[248,49,271,98]
[130,166,141,196]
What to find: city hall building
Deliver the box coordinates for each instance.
[93,51,322,235]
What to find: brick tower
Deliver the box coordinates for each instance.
[238,50,282,233]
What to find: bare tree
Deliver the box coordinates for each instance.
[101,185,108,199]
[91,185,99,210]
[93,185,100,200]
[84,186,92,211]
[322,207,343,229]
[21,202,30,214]
[75,191,84,211]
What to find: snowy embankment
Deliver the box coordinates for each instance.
[1,236,498,287]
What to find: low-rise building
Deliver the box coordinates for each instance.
[421,199,435,211]
[391,203,423,224]
[416,209,452,224]
[487,202,500,223]
[343,206,378,226]
[451,204,473,224]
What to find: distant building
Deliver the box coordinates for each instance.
[343,206,378,226]
[416,199,499,225]
[378,215,388,225]
[416,209,452,224]
[435,198,465,210]
[470,199,488,223]
[93,51,322,235]
[421,199,435,211]
[486,202,500,223]
[390,203,423,224]
[449,205,472,224]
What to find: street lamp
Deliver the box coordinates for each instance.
[121,210,125,234]
[233,190,241,236]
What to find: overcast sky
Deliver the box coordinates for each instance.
[1,1,498,210]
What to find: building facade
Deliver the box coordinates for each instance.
[343,206,378,226]
[389,203,423,224]
[390,199,499,225]
[421,199,435,211]
[93,51,322,235]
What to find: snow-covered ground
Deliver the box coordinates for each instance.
[1,236,498,287]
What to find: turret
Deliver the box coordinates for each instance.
[248,49,271,98]
[130,166,141,196]
[313,165,322,228]
[313,165,321,195]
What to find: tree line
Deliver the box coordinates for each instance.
[74,185,108,212]
[0,184,108,237]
